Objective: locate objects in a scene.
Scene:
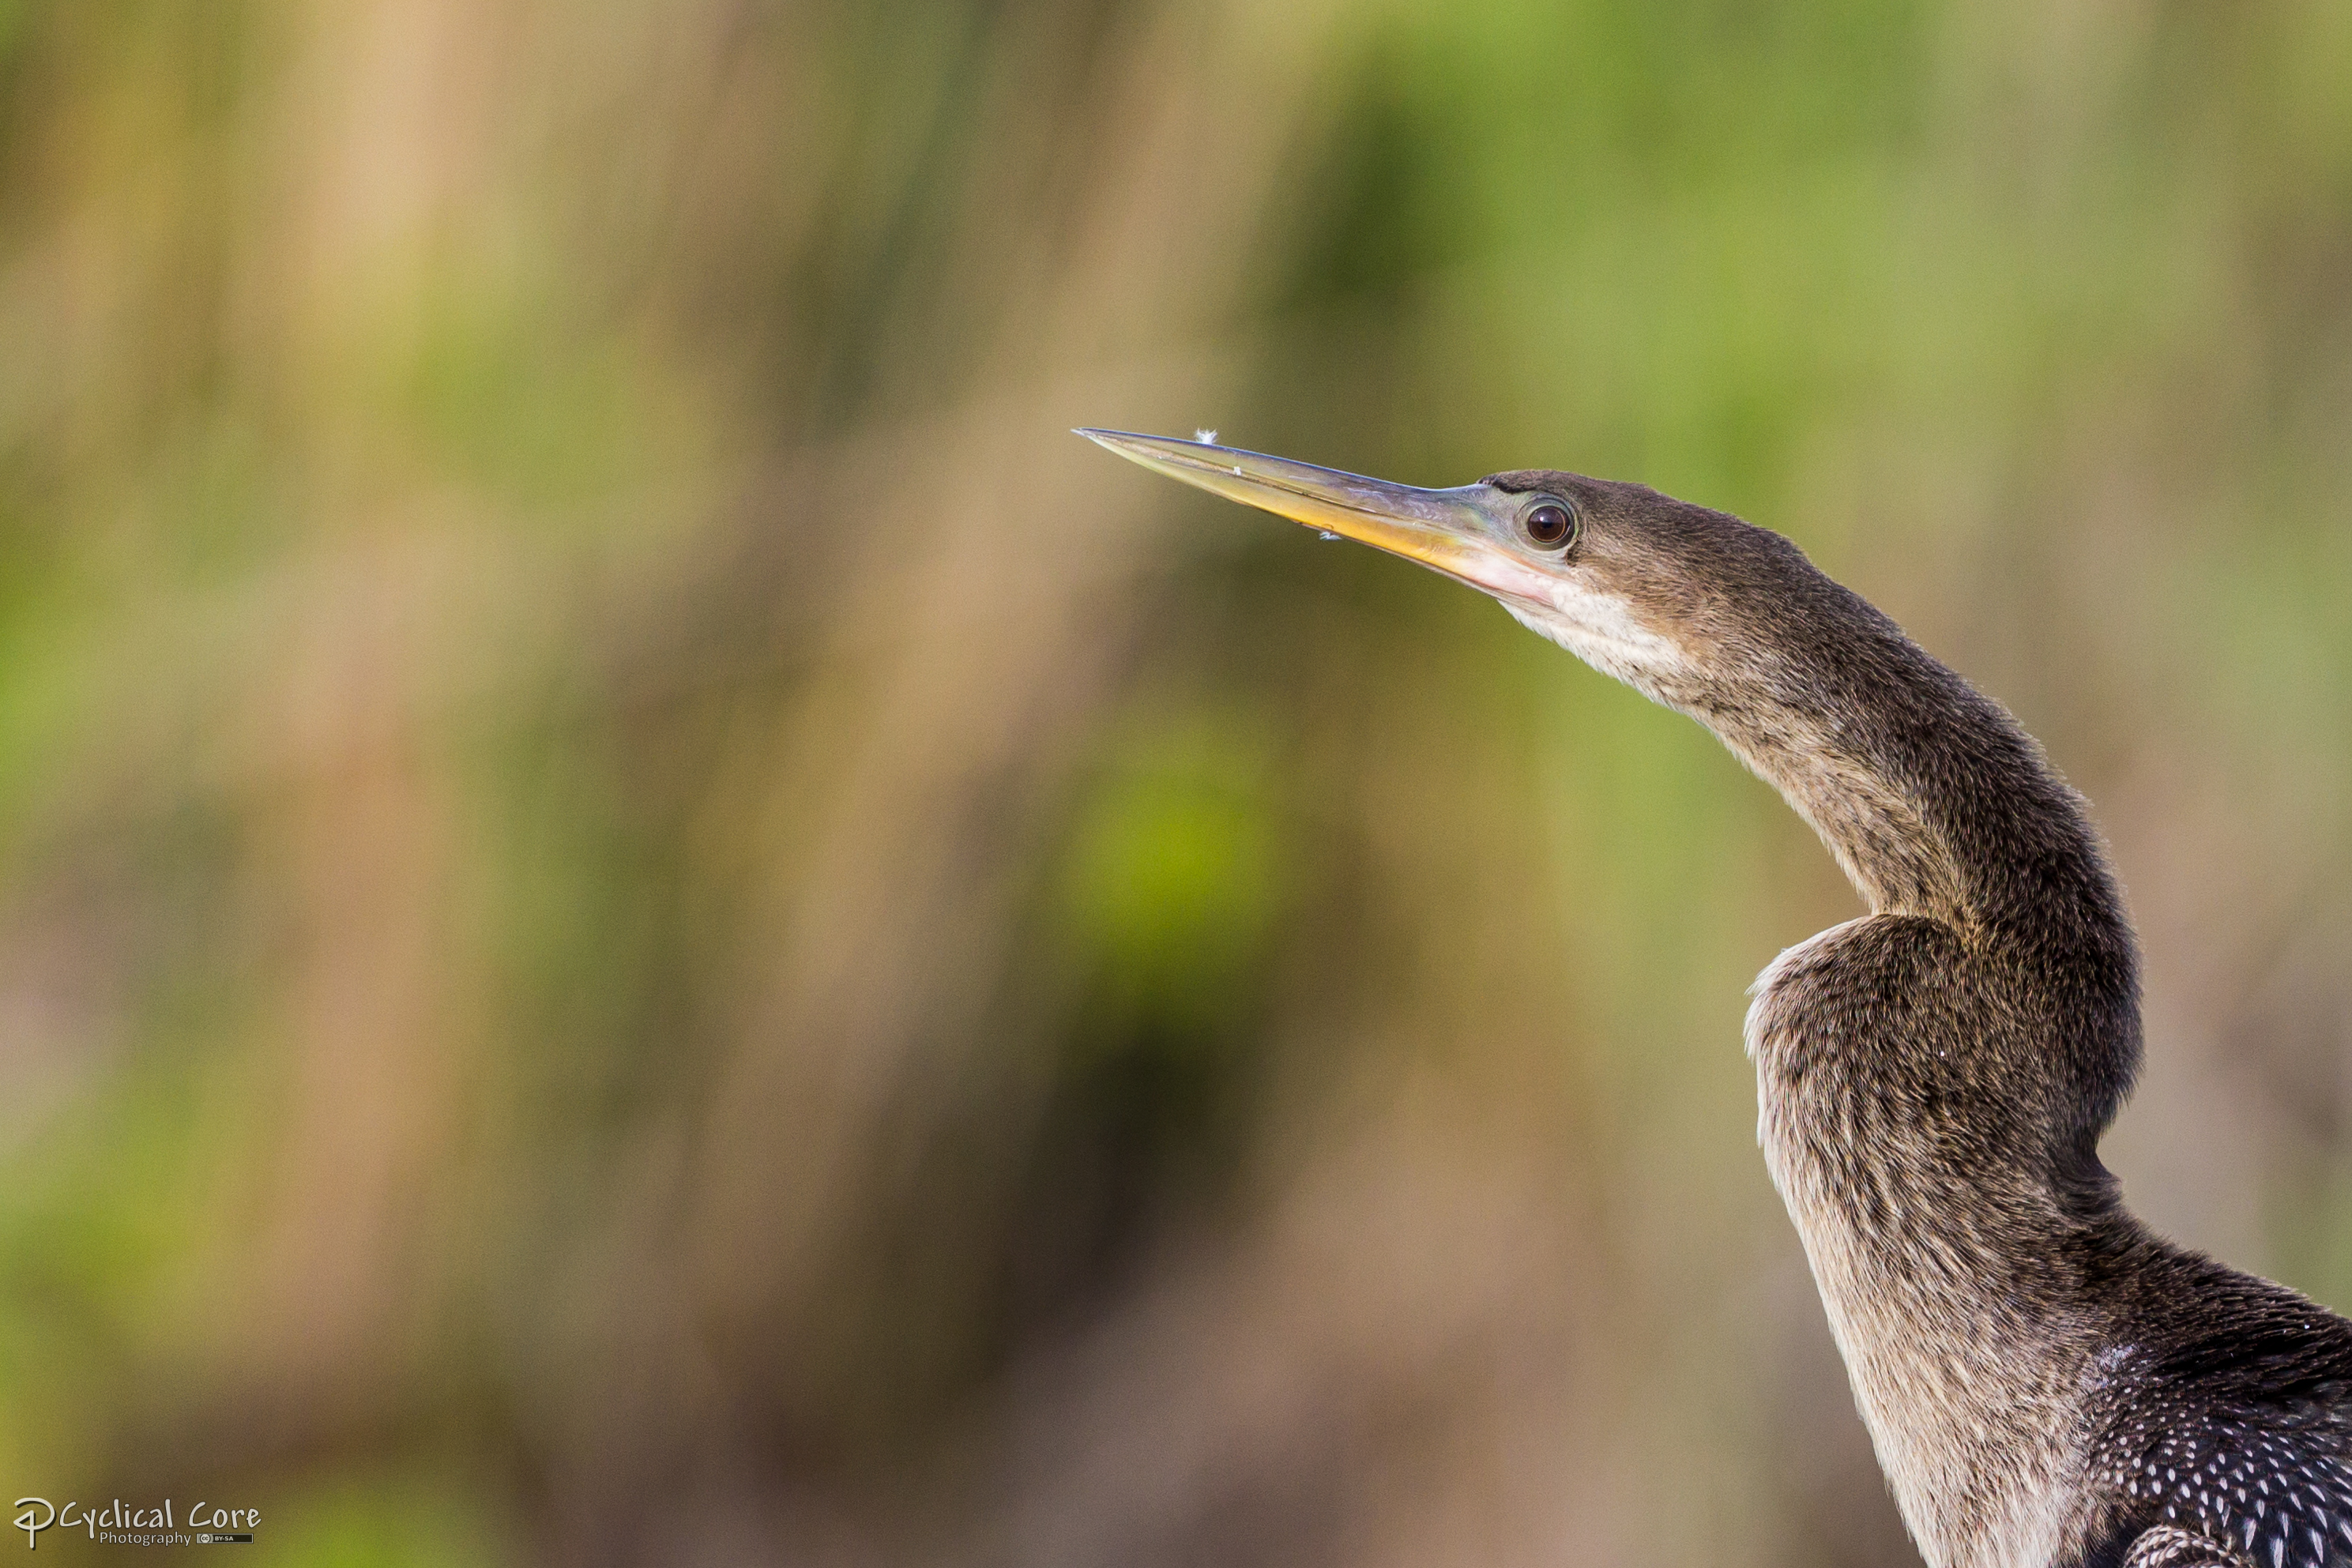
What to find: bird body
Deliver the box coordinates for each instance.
[1078,430,2352,1568]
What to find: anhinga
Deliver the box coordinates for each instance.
[1078,429,2352,1568]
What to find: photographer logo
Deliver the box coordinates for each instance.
[13,1497,257,1548]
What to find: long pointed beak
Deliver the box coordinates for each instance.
[1076,430,1556,604]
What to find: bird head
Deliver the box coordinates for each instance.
[1077,429,1821,704]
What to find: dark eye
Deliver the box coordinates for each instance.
[1522,499,1577,549]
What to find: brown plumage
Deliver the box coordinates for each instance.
[1080,430,2352,1568]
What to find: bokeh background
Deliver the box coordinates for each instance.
[2,1,2349,1562]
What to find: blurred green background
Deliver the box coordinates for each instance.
[1,0,2349,1562]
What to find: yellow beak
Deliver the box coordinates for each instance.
[1076,430,1556,606]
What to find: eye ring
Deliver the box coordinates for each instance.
[1520,498,1579,550]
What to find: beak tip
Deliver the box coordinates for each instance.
[1077,428,1170,472]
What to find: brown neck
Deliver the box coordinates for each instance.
[1696,595,2119,931]
[1676,589,2143,1137]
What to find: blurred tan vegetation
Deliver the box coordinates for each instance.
[1,0,2350,1563]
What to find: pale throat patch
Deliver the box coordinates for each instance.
[1501,588,1685,686]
